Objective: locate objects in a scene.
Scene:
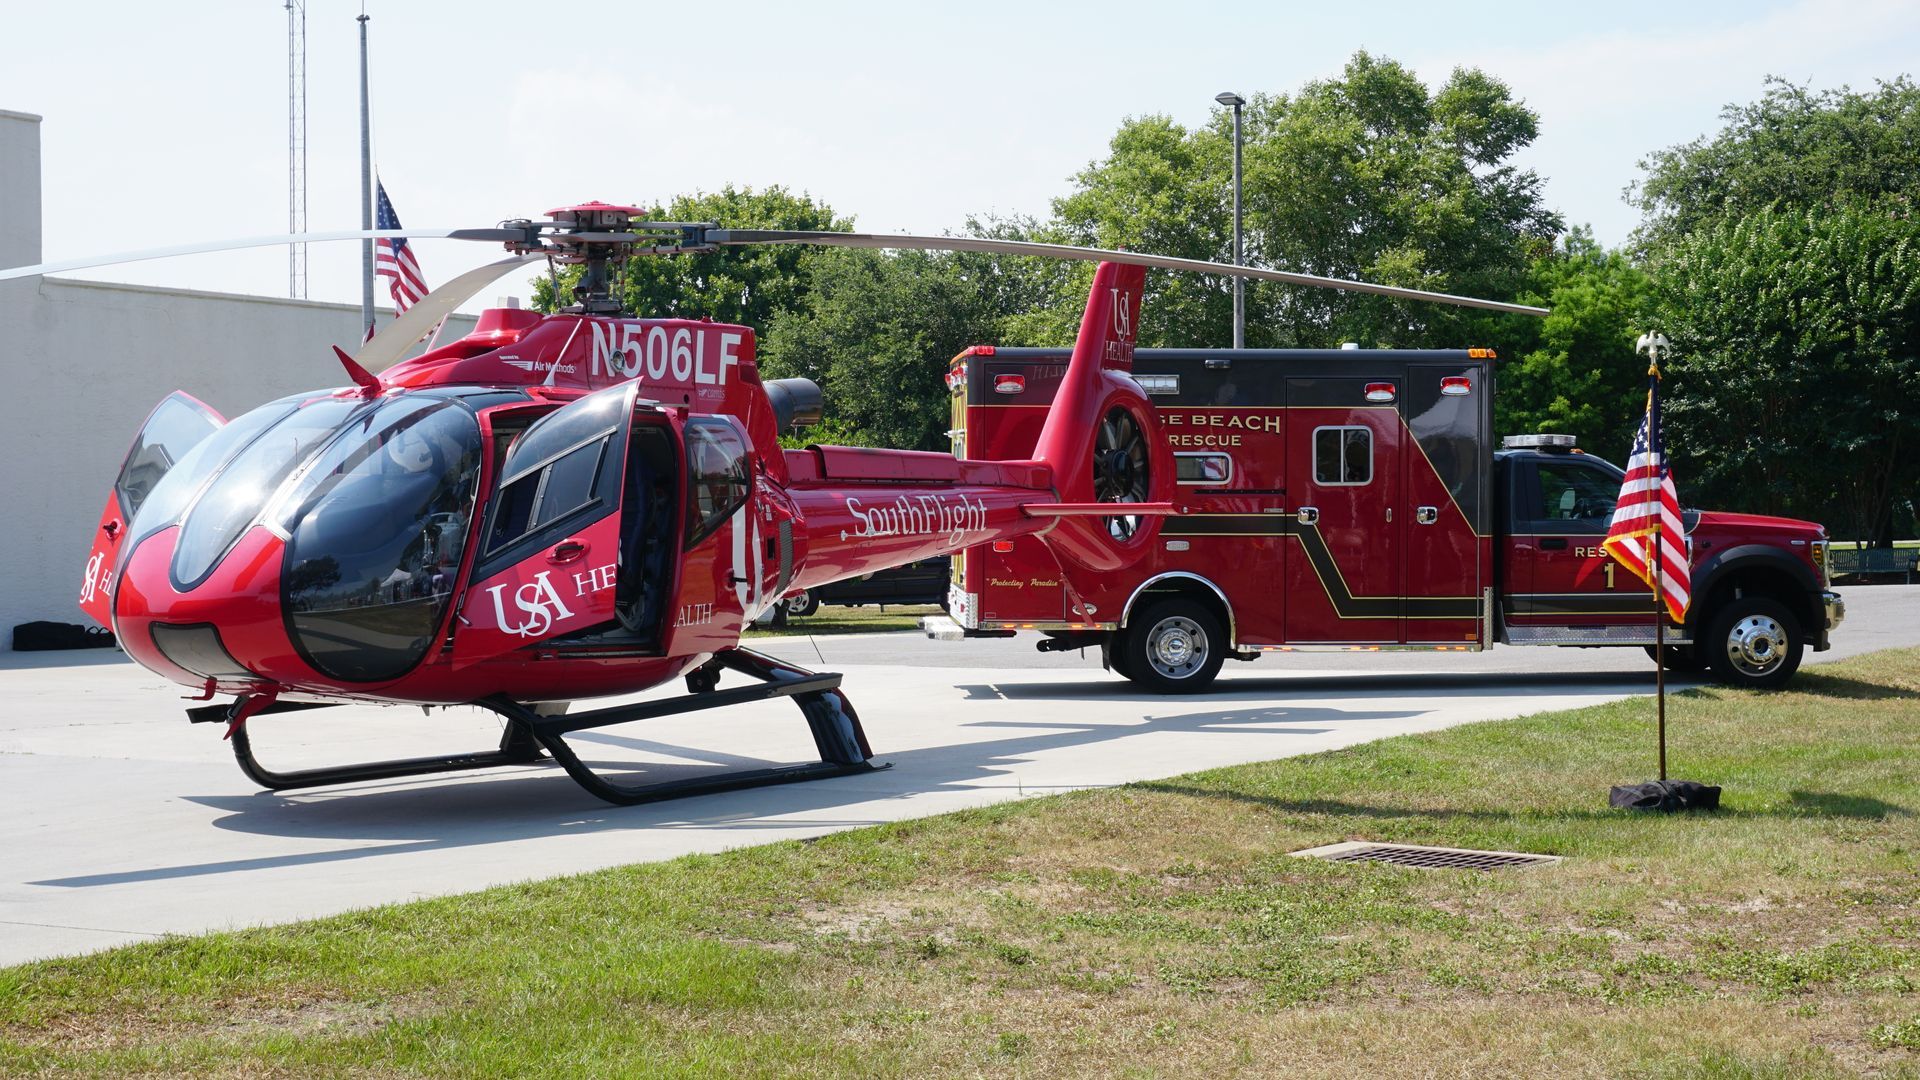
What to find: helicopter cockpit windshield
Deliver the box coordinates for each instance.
[273,396,485,682]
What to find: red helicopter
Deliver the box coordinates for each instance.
[4,204,1544,805]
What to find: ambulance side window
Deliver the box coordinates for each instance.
[1313,426,1372,485]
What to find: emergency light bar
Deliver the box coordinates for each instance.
[1502,433,1578,449]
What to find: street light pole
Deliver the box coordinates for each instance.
[1216,92,1245,349]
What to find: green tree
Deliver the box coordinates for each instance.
[1632,77,1920,252]
[1493,227,1654,456]
[1651,201,1920,542]
[1052,52,1560,350]
[1635,77,1920,540]
[760,244,1028,452]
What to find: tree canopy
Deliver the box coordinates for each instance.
[1053,52,1561,350]
[1635,78,1920,540]
[1493,228,1654,458]
[1652,201,1920,541]
[1632,76,1920,250]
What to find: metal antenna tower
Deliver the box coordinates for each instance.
[286,0,308,298]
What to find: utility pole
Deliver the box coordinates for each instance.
[1215,92,1245,349]
[358,12,374,337]
[286,1,307,299]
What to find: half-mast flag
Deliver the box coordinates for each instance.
[373,179,427,315]
[1602,363,1692,622]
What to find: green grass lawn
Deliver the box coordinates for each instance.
[6,651,1920,1077]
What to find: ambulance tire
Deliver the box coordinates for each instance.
[1119,599,1226,694]
[1703,596,1804,690]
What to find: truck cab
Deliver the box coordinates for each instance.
[1497,434,1839,686]
[944,347,1844,693]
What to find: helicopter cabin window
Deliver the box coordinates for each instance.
[1313,425,1372,486]
[685,418,752,544]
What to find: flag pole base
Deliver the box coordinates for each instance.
[1609,779,1721,813]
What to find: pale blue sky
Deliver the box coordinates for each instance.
[4,0,1916,309]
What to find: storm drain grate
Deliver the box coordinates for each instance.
[1290,841,1560,871]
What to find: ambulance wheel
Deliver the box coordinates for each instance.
[784,590,820,618]
[1643,644,1704,672]
[1704,597,1803,689]
[1120,599,1225,694]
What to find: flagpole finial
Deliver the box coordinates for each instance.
[1636,331,1670,374]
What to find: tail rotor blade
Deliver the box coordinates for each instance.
[706,229,1548,316]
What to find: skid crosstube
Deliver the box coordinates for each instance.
[199,647,885,805]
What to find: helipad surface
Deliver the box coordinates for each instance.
[3,584,1912,966]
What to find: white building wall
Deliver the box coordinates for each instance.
[0,111,40,269]
[0,113,476,641]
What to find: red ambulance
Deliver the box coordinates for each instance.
[942,347,1845,693]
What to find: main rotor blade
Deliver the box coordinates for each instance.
[357,254,546,373]
[707,230,1549,316]
[0,228,526,282]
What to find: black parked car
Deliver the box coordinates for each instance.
[784,557,950,617]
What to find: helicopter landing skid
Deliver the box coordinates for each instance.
[207,648,886,806]
[475,647,886,806]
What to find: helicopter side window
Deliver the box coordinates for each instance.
[684,418,751,545]
[486,433,615,554]
[472,385,639,578]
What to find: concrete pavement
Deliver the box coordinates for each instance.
[2,584,1912,967]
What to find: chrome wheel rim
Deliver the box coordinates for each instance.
[1147,616,1207,679]
[1724,614,1788,677]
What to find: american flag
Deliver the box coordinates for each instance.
[373,179,427,315]
[1602,363,1692,622]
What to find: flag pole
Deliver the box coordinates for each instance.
[1653,511,1667,781]
[357,11,374,339]
[1609,331,1718,812]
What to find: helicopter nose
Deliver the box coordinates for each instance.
[110,523,296,695]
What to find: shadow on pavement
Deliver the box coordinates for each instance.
[30,699,1422,887]
[954,669,1686,702]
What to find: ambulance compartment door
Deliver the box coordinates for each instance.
[1283,378,1401,643]
[1402,365,1490,644]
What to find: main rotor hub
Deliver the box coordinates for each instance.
[487,204,720,317]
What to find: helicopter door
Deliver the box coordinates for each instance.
[80,393,224,625]
[451,383,643,665]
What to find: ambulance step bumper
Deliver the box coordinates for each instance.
[921,615,1016,641]
[1505,624,1693,647]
